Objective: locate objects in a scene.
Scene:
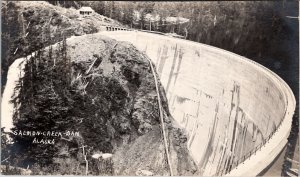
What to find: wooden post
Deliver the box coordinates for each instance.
[80,145,88,175]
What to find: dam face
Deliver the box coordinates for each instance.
[100,31,296,176]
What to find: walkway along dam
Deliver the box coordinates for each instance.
[100,31,296,176]
[1,30,296,176]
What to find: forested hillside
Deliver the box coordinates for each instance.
[48,1,297,67]
[1,1,121,93]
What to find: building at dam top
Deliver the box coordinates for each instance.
[78,6,94,16]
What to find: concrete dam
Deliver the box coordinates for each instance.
[1,30,296,176]
[99,31,296,176]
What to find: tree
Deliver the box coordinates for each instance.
[10,39,74,168]
[139,11,146,30]
[1,2,22,93]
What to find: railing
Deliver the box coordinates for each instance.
[215,111,287,176]
[200,41,293,176]
[203,43,293,176]
[105,25,133,31]
[103,26,184,39]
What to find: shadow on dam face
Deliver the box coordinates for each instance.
[100,31,296,176]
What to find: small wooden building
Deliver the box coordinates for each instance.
[78,7,94,16]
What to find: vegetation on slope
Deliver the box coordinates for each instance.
[1,34,197,175]
[1,1,121,93]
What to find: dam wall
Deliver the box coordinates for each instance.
[1,30,295,176]
[100,31,296,176]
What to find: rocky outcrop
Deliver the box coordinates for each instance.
[66,35,198,175]
[5,34,197,175]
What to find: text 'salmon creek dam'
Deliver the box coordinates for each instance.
[2,31,296,176]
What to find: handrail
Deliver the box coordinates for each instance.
[196,38,295,176]
[102,25,184,39]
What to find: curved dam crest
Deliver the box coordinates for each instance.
[1,31,296,176]
[99,31,296,176]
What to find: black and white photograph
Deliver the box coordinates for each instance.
[1,1,299,176]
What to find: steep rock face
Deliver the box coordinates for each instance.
[66,35,198,175]
[68,35,161,142]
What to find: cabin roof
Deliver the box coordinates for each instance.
[79,6,94,12]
